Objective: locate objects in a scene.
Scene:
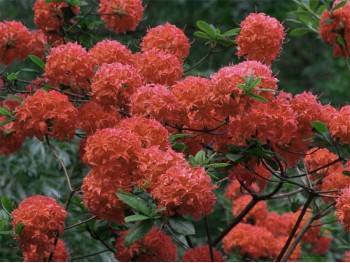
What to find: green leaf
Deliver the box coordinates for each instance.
[336,35,346,46]
[0,119,13,126]
[311,121,328,133]
[88,21,105,30]
[194,150,206,166]
[196,20,215,37]
[169,133,193,142]
[316,5,327,15]
[0,220,7,231]
[221,28,240,37]
[250,77,261,88]
[204,163,230,168]
[6,73,18,81]
[342,171,350,176]
[0,231,13,236]
[226,154,242,162]
[124,220,153,248]
[1,196,14,215]
[193,31,211,39]
[124,215,150,223]
[290,28,310,37]
[0,107,12,118]
[116,193,152,216]
[43,84,51,91]
[28,55,45,70]
[309,0,319,10]
[15,222,24,235]
[332,0,347,11]
[169,215,195,235]
[171,142,188,153]
[246,93,269,102]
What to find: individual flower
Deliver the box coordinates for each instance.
[134,49,183,86]
[312,234,332,255]
[15,90,78,141]
[319,1,350,58]
[115,227,177,261]
[117,116,170,150]
[150,165,216,218]
[28,30,48,59]
[81,169,132,223]
[141,23,190,61]
[329,105,350,144]
[321,166,350,202]
[83,127,142,173]
[98,0,144,33]
[130,84,182,125]
[45,42,94,89]
[182,245,226,262]
[91,62,142,107]
[236,12,285,65]
[0,21,31,65]
[12,195,67,254]
[23,239,69,262]
[88,39,133,68]
[77,100,121,135]
[335,186,350,231]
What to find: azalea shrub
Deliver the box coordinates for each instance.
[0,0,350,262]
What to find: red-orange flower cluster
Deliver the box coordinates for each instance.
[12,195,67,257]
[15,90,78,141]
[98,0,144,33]
[45,42,93,89]
[23,239,68,262]
[319,1,350,57]
[335,186,350,232]
[134,49,183,86]
[236,13,285,65]
[91,62,142,107]
[182,245,226,262]
[141,23,190,61]
[77,100,121,135]
[115,227,177,261]
[88,39,133,68]
[0,21,31,65]
[330,105,350,144]
[130,84,182,125]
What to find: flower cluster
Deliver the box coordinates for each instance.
[91,62,142,107]
[45,42,93,90]
[134,48,183,86]
[335,186,350,231]
[319,1,350,57]
[115,227,177,261]
[182,245,226,262]
[15,90,78,141]
[0,21,31,65]
[88,39,133,68]
[236,13,285,65]
[77,101,121,135]
[141,23,190,61]
[12,196,67,259]
[23,239,68,262]
[130,84,182,125]
[98,0,144,33]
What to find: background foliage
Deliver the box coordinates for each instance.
[0,0,349,261]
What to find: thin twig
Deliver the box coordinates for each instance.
[70,249,110,261]
[65,216,97,230]
[45,135,73,192]
[204,216,214,262]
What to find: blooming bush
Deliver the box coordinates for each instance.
[0,0,349,262]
